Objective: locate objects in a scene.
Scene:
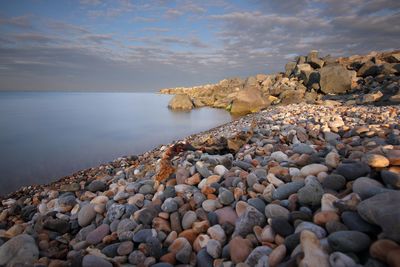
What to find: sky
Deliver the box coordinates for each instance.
[0,0,399,91]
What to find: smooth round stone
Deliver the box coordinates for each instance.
[82,255,112,267]
[133,229,157,243]
[265,204,290,220]
[146,237,163,259]
[381,170,400,189]
[248,198,266,214]
[322,174,346,191]
[87,180,107,192]
[295,221,327,239]
[245,246,272,266]
[254,169,267,180]
[352,177,387,199]
[357,191,400,242]
[365,154,390,168]
[341,211,378,234]
[161,198,178,213]
[207,224,226,244]
[207,212,219,226]
[336,162,371,180]
[101,243,120,257]
[293,143,315,155]
[139,184,154,195]
[325,152,340,168]
[173,238,192,264]
[272,181,305,200]
[86,224,110,244]
[327,231,371,252]
[0,234,39,267]
[193,192,206,206]
[229,236,253,264]
[300,164,328,176]
[369,239,400,262]
[206,239,221,259]
[270,217,294,237]
[214,165,228,176]
[78,204,96,227]
[270,151,289,162]
[117,241,133,255]
[182,211,197,230]
[289,211,312,222]
[197,248,214,267]
[196,161,212,178]
[202,199,219,212]
[128,250,146,265]
[247,173,259,188]
[297,180,324,206]
[218,189,234,205]
[214,207,238,225]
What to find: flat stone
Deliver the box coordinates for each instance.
[341,211,378,234]
[365,154,390,168]
[327,230,371,252]
[182,210,197,230]
[293,143,315,155]
[214,207,238,225]
[229,236,253,264]
[161,198,178,213]
[301,164,328,176]
[357,191,400,242]
[133,229,157,243]
[270,151,289,162]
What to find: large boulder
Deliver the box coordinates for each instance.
[230,87,269,115]
[307,50,325,69]
[319,65,354,94]
[168,94,194,110]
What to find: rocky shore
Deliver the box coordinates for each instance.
[1,101,400,266]
[161,50,400,115]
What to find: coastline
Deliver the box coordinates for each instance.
[1,102,399,266]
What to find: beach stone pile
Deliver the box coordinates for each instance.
[1,103,400,267]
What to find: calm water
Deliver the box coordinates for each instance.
[0,92,232,195]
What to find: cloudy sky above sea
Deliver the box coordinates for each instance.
[0,0,399,91]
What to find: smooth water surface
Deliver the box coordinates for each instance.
[0,92,232,195]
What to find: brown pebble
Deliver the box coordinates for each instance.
[229,236,253,264]
[370,239,399,263]
[313,211,340,225]
[268,244,286,267]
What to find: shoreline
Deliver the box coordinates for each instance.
[1,102,399,266]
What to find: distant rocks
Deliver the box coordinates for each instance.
[168,94,194,110]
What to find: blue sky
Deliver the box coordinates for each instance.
[0,0,399,91]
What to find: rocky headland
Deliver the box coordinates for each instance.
[0,50,400,267]
[161,50,400,115]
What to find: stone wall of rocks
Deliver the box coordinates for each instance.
[0,103,400,266]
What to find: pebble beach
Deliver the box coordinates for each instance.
[1,102,400,267]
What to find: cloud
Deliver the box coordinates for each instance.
[80,0,102,5]
[82,34,114,44]
[0,15,33,29]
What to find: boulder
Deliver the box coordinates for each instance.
[230,87,270,115]
[357,61,381,77]
[384,53,400,63]
[168,94,194,110]
[307,50,324,69]
[285,62,297,76]
[279,88,306,105]
[319,65,354,94]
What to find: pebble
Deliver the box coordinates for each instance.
[78,204,96,227]
[82,255,112,267]
[270,217,294,237]
[352,177,388,199]
[300,164,328,176]
[327,230,371,252]
[298,179,324,206]
[182,210,197,230]
[245,246,272,266]
[335,162,371,180]
[270,151,288,162]
[234,206,266,237]
[272,181,305,200]
[322,174,346,191]
[86,224,110,244]
[264,204,290,219]
[357,191,400,242]
[161,198,178,212]
[229,236,253,264]
[206,239,222,258]
[219,189,234,205]
[365,154,390,168]
[128,250,146,265]
[0,234,39,266]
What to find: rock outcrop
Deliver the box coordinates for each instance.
[168,94,194,110]
[161,50,400,115]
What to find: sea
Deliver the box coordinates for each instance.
[0,92,232,195]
